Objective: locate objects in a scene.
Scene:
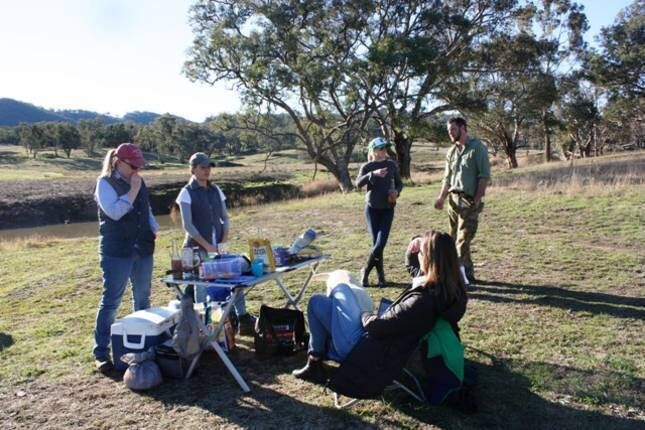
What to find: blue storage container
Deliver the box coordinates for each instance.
[111,307,178,370]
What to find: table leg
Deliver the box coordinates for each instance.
[180,287,251,392]
[277,262,320,310]
[291,262,319,307]
[209,339,251,392]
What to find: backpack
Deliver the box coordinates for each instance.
[254,305,308,358]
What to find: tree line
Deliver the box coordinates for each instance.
[0,112,301,162]
[183,0,643,190]
[0,1,641,191]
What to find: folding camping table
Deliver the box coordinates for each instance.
[162,255,327,393]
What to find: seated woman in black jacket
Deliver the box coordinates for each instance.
[293,230,467,396]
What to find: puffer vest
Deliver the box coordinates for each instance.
[182,178,224,250]
[97,172,155,257]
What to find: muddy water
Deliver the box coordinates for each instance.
[0,215,176,241]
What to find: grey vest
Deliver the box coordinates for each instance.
[182,178,225,250]
[97,172,155,257]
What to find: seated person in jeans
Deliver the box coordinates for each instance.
[292,231,468,386]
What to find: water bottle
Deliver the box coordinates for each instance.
[288,228,316,255]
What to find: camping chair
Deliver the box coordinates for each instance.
[329,318,464,409]
[332,366,426,409]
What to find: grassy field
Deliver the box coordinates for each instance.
[0,152,644,429]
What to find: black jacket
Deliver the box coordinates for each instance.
[328,283,467,399]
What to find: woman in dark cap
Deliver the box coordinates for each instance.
[355,137,402,287]
[93,143,159,372]
[175,152,255,335]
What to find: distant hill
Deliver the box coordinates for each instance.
[0,98,163,126]
[52,109,120,125]
[0,98,68,125]
[122,111,160,124]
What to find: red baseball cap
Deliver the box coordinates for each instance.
[115,143,146,168]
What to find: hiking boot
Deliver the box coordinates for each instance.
[375,258,386,288]
[361,253,378,287]
[95,357,113,374]
[292,356,327,384]
[237,313,257,336]
[360,267,369,287]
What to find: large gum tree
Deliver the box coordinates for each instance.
[184,0,376,192]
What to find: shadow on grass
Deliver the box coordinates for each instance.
[394,350,643,429]
[142,346,378,427]
[43,157,102,171]
[472,280,645,320]
[0,332,14,352]
[0,150,27,164]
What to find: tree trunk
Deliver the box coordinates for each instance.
[318,156,354,193]
[506,152,518,168]
[392,131,412,179]
[542,110,552,162]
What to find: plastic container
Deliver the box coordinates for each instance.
[111,307,178,370]
[288,228,316,255]
[199,255,247,280]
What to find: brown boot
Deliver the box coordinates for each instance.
[292,356,327,384]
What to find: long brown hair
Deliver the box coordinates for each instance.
[419,230,466,303]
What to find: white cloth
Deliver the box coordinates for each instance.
[325,270,373,313]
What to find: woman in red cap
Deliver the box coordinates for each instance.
[92,143,159,373]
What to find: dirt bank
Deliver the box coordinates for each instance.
[0,179,308,229]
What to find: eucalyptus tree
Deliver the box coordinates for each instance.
[587,0,644,99]
[439,0,587,167]
[48,122,81,158]
[443,33,553,168]
[586,1,644,150]
[355,0,519,177]
[17,123,45,158]
[558,83,600,157]
[515,0,588,162]
[78,118,105,156]
[184,0,376,191]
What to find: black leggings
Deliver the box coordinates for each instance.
[364,206,394,259]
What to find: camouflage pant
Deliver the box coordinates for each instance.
[447,193,484,281]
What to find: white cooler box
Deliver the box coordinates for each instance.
[111,307,178,370]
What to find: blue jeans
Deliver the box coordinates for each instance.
[93,253,153,360]
[307,283,364,361]
[365,206,394,259]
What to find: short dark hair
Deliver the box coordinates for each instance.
[448,117,467,130]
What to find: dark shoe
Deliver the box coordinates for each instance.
[360,267,369,287]
[95,357,113,374]
[237,313,257,336]
[292,356,327,384]
[361,253,378,287]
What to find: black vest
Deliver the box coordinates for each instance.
[182,178,225,250]
[97,172,155,257]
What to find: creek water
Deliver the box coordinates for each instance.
[0,215,176,241]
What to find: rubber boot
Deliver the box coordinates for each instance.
[360,253,377,287]
[292,356,327,384]
[375,257,386,288]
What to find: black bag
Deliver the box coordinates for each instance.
[254,305,308,358]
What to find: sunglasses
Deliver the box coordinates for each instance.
[122,160,141,170]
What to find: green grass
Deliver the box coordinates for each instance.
[1,153,644,428]
[0,163,645,428]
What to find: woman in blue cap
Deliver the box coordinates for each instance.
[175,152,255,335]
[355,138,402,287]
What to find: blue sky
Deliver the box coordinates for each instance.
[0,0,633,123]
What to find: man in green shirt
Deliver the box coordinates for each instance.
[434,117,491,285]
